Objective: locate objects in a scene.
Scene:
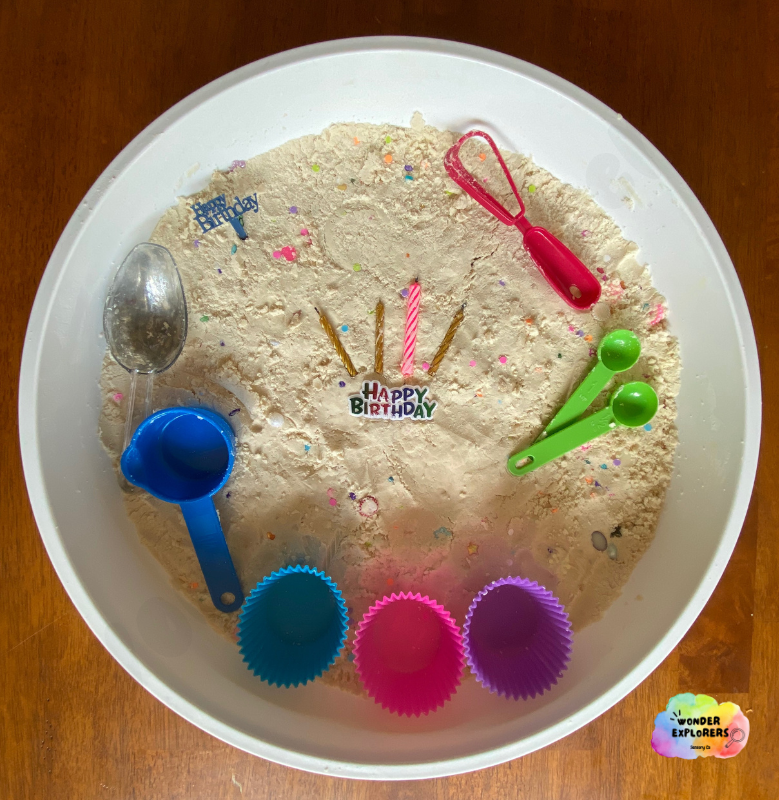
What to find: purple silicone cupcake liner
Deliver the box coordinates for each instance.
[463,576,573,700]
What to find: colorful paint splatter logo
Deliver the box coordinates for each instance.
[652,693,749,759]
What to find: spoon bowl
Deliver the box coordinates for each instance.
[611,381,659,427]
[598,330,641,372]
[103,243,187,448]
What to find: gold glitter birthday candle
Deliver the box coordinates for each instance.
[315,307,357,377]
[374,300,384,374]
[428,303,466,377]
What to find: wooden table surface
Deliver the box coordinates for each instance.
[1,0,775,797]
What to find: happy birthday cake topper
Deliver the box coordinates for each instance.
[192,193,258,240]
[349,381,437,421]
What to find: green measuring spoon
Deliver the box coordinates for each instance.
[508,381,658,477]
[541,329,641,439]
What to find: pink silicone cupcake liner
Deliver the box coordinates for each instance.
[353,592,465,717]
[463,576,573,700]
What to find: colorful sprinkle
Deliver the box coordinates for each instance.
[329,498,337,507]
[226,492,231,498]
[217,268,222,274]
[220,341,225,347]
[400,288,409,298]
[388,476,394,483]
[231,244,237,254]
[433,526,453,539]
[339,381,346,388]
[112,392,123,403]
[499,280,506,286]
[498,355,507,364]
[467,543,479,555]
[289,206,298,214]
[404,164,413,172]
[337,184,347,191]
[421,160,430,170]
[384,153,393,164]
[478,153,486,161]
[228,408,240,417]
[582,230,590,237]
[585,476,593,484]
[386,578,394,586]
[193,240,200,249]
[272,245,297,261]
[404,174,414,181]
[385,135,392,144]
[341,325,349,332]
[349,492,357,500]
[649,303,665,326]
[469,360,477,367]
[200,315,209,322]
[584,334,593,342]
[266,532,275,540]
[304,444,311,452]
[352,263,361,272]
[422,362,430,371]
[300,228,309,236]
[576,330,585,337]
[613,459,621,466]
[591,531,608,551]
[358,496,379,517]
[311,164,320,172]
[528,184,537,193]
[601,464,608,469]
[190,582,199,589]
[353,137,360,145]
[229,160,246,171]
[644,423,653,431]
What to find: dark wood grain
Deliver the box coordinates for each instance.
[1,0,775,797]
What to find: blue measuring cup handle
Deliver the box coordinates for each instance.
[180,497,244,613]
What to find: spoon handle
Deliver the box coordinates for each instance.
[180,497,244,613]
[144,371,155,419]
[122,369,139,452]
[508,406,616,476]
[542,361,614,438]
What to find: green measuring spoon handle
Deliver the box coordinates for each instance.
[508,406,617,476]
[543,361,614,438]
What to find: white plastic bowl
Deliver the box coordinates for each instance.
[19,37,760,779]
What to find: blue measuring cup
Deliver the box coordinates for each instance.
[120,407,244,613]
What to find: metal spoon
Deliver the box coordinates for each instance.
[507,381,658,477]
[103,243,187,450]
[542,329,641,438]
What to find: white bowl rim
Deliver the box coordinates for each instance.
[19,35,761,780]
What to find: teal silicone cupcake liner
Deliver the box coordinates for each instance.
[237,565,349,688]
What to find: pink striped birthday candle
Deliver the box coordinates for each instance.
[401,279,421,378]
